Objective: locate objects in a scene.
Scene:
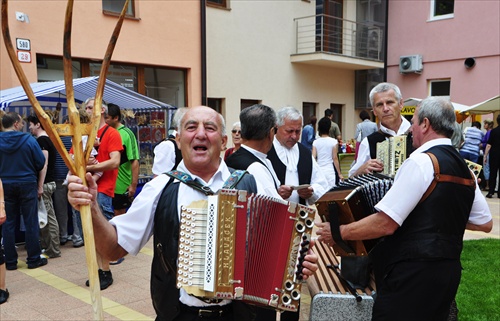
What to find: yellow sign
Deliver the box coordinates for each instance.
[402,106,416,115]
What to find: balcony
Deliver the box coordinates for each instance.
[292,14,385,70]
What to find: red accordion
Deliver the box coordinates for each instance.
[176,189,316,312]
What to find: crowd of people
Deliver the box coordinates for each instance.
[0,83,496,320]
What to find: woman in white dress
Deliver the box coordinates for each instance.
[312,117,343,190]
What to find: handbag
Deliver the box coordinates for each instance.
[38,198,48,228]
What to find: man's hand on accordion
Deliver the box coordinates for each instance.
[356,159,384,176]
[315,221,335,247]
[300,239,319,279]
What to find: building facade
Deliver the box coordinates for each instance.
[387,0,500,109]
[0,0,203,108]
[206,0,386,145]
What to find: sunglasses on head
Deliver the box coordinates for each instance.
[232,130,241,134]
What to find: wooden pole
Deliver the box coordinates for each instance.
[2,0,129,319]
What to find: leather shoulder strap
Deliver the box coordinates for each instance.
[420,152,476,204]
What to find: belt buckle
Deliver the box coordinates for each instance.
[198,309,223,318]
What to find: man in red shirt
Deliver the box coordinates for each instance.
[83,98,123,290]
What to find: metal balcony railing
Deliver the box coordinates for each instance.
[293,14,384,61]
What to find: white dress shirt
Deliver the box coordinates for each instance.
[272,138,327,205]
[239,144,281,199]
[349,116,411,177]
[152,130,178,175]
[375,138,492,226]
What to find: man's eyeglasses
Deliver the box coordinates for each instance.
[231,130,241,134]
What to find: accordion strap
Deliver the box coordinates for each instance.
[328,202,356,255]
[166,169,249,196]
[166,170,216,195]
[420,152,476,203]
[223,169,248,189]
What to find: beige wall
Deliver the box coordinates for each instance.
[207,0,358,147]
[1,0,202,106]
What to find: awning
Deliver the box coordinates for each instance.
[460,95,500,114]
[0,76,175,111]
[404,97,469,113]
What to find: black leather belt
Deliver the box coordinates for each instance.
[179,302,232,318]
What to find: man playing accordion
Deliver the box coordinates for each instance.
[349,82,412,178]
[68,106,318,321]
[317,97,492,320]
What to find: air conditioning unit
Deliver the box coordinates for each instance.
[399,55,423,74]
[368,26,382,53]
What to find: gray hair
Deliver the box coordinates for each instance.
[171,107,188,130]
[218,112,226,136]
[276,106,303,126]
[450,122,464,150]
[369,83,403,107]
[84,97,108,114]
[232,121,241,129]
[416,97,456,138]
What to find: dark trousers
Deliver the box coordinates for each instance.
[372,259,461,321]
[488,154,499,195]
[3,182,42,266]
[170,303,233,321]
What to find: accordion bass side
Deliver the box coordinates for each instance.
[376,135,408,176]
[176,189,316,312]
[315,174,393,257]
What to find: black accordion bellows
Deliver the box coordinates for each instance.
[316,173,394,256]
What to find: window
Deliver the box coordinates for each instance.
[102,0,135,17]
[430,0,454,20]
[207,98,224,114]
[240,99,260,111]
[144,67,186,107]
[90,63,137,91]
[429,79,451,98]
[35,55,187,108]
[330,103,343,136]
[302,102,317,125]
[37,55,81,82]
[354,69,384,108]
[207,0,228,9]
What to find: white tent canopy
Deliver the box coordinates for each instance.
[0,76,175,111]
[460,95,500,114]
[404,97,469,113]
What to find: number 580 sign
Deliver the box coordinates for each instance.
[16,38,31,63]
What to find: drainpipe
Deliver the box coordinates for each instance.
[383,0,389,82]
[201,0,207,105]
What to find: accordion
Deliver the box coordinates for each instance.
[315,174,393,256]
[376,135,408,176]
[176,189,316,312]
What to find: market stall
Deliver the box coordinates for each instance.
[0,76,176,180]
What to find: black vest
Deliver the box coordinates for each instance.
[367,131,390,159]
[225,147,278,189]
[150,173,257,321]
[267,144,313,205]
[225,147,265,170]
[370,145,475,282]
[167,137,183,170]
